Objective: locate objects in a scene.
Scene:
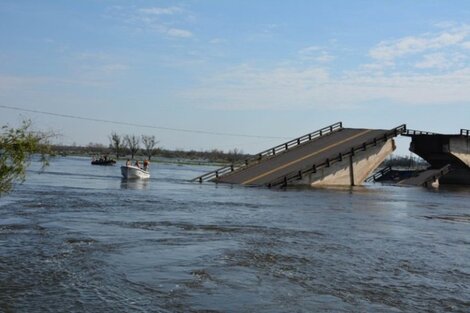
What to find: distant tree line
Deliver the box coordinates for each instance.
[381,154,429,169]
[156,147,247,163]
[51,132,249,164]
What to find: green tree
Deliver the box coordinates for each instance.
[0,120,50,195]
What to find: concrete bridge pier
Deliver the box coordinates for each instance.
[407,131,470,185]
[293,139,396,186]
[438,136,470,185]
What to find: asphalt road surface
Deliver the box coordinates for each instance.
[217,128,395,185]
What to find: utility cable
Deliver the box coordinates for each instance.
[0,104,290,140]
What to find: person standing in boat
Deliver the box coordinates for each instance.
[126,159,131,166]
[143,160,149,171]
[134,160,141,169]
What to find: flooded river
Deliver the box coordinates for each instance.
[0,157,469,312]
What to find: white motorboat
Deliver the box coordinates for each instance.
[121,165,150,179]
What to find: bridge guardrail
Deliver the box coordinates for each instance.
[365,166,392,182]
[192,122,343,183]
[404,129,436,136]
[421,164,451,187]
[461,129,470,136]
[267,124,407,188]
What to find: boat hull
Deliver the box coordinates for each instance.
[91,160,116,166]
[121,166,150,179]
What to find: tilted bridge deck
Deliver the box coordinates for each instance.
[193,122,344,183]
[366,165,452,187]
[399,165,451,187]
[194,123,406,187]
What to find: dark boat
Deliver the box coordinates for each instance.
[91,159,116,166]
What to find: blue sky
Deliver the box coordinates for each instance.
[1,0,469,154]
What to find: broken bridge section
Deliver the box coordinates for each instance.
[193,122,406,187]
[398,165,451,187]
[403,129,470,185]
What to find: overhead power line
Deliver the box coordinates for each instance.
[0,105,289,140]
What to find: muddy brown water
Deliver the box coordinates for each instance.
[1,157,469,312]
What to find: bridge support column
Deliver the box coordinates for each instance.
[408,134,470,185]
[349,154,355,186]
[449,137,470,167]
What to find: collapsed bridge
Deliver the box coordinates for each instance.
[193,122,406,187]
